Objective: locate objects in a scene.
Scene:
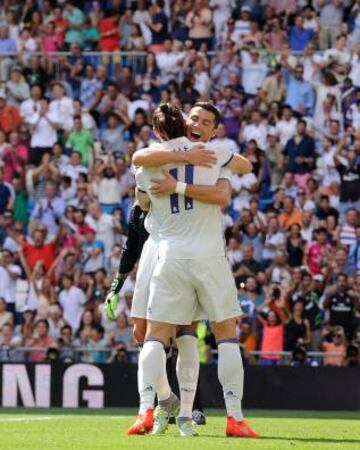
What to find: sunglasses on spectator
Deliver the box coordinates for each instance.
[298,191,306,195]
[333,334,343,338]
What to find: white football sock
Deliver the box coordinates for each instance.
[217,341,244,421]
[156,350,171,402]
[176,335,200,419]
[138,340,166,413]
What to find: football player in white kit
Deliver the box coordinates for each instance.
[123,106,240,435]
[133,103,259,438]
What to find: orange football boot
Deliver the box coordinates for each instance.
[226,417,260,438]
[127,408,154,435]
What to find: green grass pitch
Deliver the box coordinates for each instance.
[0,409,359,450]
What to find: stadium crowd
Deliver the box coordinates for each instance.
[0,0,360,367]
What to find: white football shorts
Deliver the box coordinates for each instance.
[147,257,242,325]
[130,236,159,319]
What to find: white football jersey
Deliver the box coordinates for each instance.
[136,136,233,259]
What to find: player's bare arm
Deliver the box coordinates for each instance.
[132,144,217,168]
[135,187,151,211]
[226,154,253,174]
[149,169,231,208]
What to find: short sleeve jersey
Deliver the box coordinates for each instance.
[136,137,233,260]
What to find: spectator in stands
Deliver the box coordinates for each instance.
[21,225,57,271]
[0,297,14,328]
[29,318,57,362]
[285,301,311,351]
[59,273,87,333]
[284,120,316,188]
[290,271,322,350]
[306,227,334,275]
[258,302,286,366]
[285,64,315,117]
[58,324,76,362]
[146,0,169,53]
[185,0,212,51]
[0,249,21,314]
[66,116,94,167]
[0,322,22,362]
[30,181,65,236]
[49,82,74,133]
[324,273,359,340]
[64,1,85,49]
[321,325,346,367]
[28,97,59,165]
[289,15,315,52]
[5,66,30,106]
[80,227,105,274]
[278,196,302,229]
[241,47,268,96]
[317,0,345,51]
[0,169,13,214]
[0,90,22,134]
[0,24,17,82]
[108,312,135,350]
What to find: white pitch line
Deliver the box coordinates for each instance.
[0,416,59,422]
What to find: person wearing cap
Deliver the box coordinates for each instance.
[5,66,30,106]
[80,226,105,274]
[231,6,251,43]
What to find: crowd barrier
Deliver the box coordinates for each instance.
[0,362,359,411]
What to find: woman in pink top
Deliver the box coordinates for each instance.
[258,309,285,365]
[42,22,61,54]
[306,227,333,275]
[2,131,28,182]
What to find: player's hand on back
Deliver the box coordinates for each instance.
[186,144,217,167]
[150,169,177,196]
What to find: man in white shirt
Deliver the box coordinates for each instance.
[156,39,185,85]
[242,110,268,151]
[86,201,115,257]
[58,273,86,333]
[231,171,258,213]
[276,105,298,147]
[0,249,21,314]
[28,98,59,165]
[262,217,285,263]
[49,82,74,132]
[211,122,239,154]
[241,48,268,96]
[61,151,88,187]
[20,83,42,125]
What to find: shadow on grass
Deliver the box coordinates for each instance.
[0,408,359,421]
[198,434,360,444]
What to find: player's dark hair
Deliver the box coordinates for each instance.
[152,103,185,140]
[193,102,221,127]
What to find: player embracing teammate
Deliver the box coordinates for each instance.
[106,102,259,438]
